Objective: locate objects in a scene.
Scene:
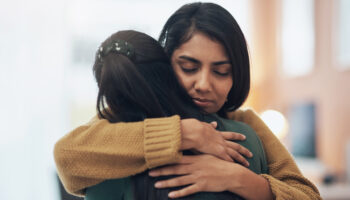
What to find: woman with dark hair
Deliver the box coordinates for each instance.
[83,29,267,200]
[54,2,321,200]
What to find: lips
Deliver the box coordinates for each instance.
[192,97,213,107]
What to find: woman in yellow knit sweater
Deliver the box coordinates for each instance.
[54,2,321,200]
[84,29,268,200]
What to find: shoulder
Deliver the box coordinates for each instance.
[85,115,101,126]
[217,114,261,143]
[226,108,277,143]
[220,116,255,134]
[227,108,270,133]
[226,108,260,122]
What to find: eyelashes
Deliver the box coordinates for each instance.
[180,65,230,77]
[214,71,230,76]
[180,66,197,73]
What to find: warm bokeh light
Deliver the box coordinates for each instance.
[260,110,288,139]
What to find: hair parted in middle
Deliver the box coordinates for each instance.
[159,2,251,117]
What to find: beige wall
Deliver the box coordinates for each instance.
[246,0,350,174]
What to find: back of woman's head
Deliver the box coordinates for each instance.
[92,30,206,200]
[159,2,251,117]
[93,30,198,122]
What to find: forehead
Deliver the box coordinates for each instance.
[172,32,229,62]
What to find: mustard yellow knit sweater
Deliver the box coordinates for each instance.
[54,109,321,200]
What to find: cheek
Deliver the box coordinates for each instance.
[219,80,233,101]
[173,68,192,91]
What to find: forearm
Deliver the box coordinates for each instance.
[261,174,320,200]
[227,166,272,200]
[54,115,182,196]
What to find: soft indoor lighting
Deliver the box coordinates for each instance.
[260,110,288,139]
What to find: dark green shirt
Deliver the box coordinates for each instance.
[85,114,268,200]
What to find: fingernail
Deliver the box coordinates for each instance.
[242,135,246,139]
[149,171,156,176]
[249,152,253,157]
[155,182,162,188]
[246,162,250,167]
[168,192,176,198]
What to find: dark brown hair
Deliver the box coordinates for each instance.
[159,2,251,117]
[93,30,200,123]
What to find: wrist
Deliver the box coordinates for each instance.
[180,119,200,150]
[226,163,246,192]
[226,165,272,200]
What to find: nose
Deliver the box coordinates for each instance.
[194,69,212,93]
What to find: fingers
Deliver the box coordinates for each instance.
[227,147,250,167]
[168,184,200,199]
[226,141,252,167]
[214,146,233,162]
[213,131,251,163]
[226,141,253,158]
[220,131,246,141]
[149,156,198,176]
[154,174,194,189]
[149,165,189,177]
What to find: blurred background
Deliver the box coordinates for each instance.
[0,0,349,199]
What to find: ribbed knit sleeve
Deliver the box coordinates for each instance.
[144,116,182,168]
[261,173,321,200]
[54,115,181,196]
[227,109,321,200]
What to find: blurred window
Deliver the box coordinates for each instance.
[336,0,350,69]
[281,0,315,77]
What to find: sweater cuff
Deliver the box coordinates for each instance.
[261,174,292,200]
[144,115,182,169]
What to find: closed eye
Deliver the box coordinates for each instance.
[214,70,230,76]
[180,66,198,73]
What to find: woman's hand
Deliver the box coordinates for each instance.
[150,155,236,198]
[149,155,273,200]
[180,118,252,166]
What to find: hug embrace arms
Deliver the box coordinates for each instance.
[54,2,321,200]
[55,110,320,199]
[57,28,265,200]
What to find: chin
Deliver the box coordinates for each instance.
[202,108,218,114]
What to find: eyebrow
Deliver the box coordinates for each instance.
[178,55,230,66]
[178,56,200,64]
[212,61,231,66]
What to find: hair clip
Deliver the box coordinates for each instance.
[98,39,135,61]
